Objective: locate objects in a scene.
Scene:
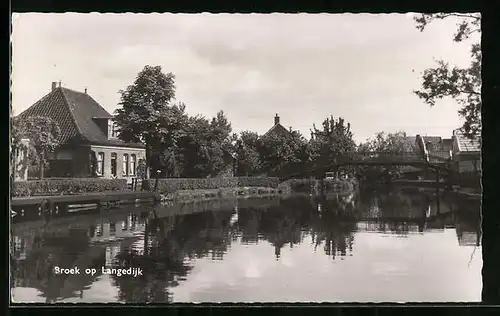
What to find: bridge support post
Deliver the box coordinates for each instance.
[436,187,441,215]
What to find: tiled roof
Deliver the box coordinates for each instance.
[453,129,481,153]
[262,123,292,139]
[17,87,144,148]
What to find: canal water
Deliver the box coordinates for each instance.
[10,187,482,303]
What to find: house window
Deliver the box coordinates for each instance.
[130,154,136,176]
[111,124,118,138]
[110,222,116,236]
[108,120,118,138]
[96,152,104,176]
[111,153,117,177]
[123,154,129,176]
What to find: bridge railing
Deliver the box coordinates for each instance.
[428,151,452,163]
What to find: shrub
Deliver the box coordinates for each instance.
[143,177,280,193]
[12,178,128,197]
[278,178,357,195]
[290,179,314,193]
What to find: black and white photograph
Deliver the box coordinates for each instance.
[10,13,482,303]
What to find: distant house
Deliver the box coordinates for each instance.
[262,114,293,139]
[451,129,481,174]
[16,82,146,180]
[416,135,452,163]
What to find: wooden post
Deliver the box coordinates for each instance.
[436,186,441,215]
[476,222,481,247]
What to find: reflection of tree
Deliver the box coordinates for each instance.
[233,209,262,245]
[11,229,105,302]
[452,200,481,247]
[111,209,235,303]
[357,187,430,220]
[12,190,479,303]
[308,205,356,259]
[231,197,356,260]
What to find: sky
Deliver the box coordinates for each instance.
[11,13,480,143]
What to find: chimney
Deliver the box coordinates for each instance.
[84,87,88,94]
[274,113,280,126]
[51,82,57,91]
[58,81,62,88]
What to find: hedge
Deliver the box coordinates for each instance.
[287,179,314,193]
[143,177,280,193]
[12,178,128,197]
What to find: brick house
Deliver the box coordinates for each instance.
[16,82,146,181]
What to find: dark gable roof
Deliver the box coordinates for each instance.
[18,87,144,148]
[263,123,292,139]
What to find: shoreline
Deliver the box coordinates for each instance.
[11,186,285,203]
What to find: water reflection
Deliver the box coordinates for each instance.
[10,190,481,303]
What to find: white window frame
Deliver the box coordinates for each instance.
[96,152,104,176]
[122,154,129,176]
[110,153,117,177]
[130,154,136,176]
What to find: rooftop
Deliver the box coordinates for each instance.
[262,113,293,139]
[17,84,144,148]
[453,129,481,153]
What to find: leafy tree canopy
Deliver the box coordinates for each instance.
[413,13,481,139]
[235,131,262,176]
[309,116,356,167]
[114,65,178,144]
[358,131,417,154]
[13,116,61,179]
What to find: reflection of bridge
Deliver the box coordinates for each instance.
[280,151,455,182]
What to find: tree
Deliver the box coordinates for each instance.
[11,117,25,179]
[14,116,61,179]
[207,111,234,176]
[358,131,419,183]
[359,131,418,154]
[175,111,234,178]
[259,128,309,176]
[177,115,212,178]
[413,13,481,139]
[114,65,184,177]
[308,116,357,175]
[235,131,262,176]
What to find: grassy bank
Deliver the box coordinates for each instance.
[278,178,358,195]
[160,186,284,202]
[142,177,279,193]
